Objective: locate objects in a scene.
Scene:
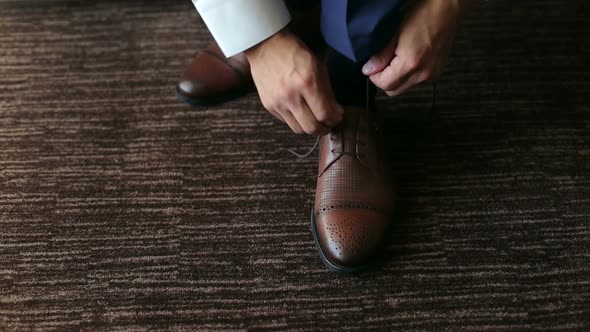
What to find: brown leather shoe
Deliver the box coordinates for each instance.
[177,3,323,107]
[176,42,253,106]
[312,106,394,273]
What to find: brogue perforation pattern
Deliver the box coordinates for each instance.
[325,217,374,259]
[316,202,386,217]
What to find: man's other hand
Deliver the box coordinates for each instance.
[362,0,471,96]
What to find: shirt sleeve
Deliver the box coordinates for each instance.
[193,0,291,57]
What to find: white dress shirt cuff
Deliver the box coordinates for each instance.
[193,0,291,57]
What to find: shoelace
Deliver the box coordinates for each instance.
[287,81,437,158]
[288,78,374,159]
[331,134,367,157]
[288,136,321,158]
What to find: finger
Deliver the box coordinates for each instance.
[275,106,305,134]
[369,56,417,92]
[287,97,330,136]
[260,96,286,123]
[269,109,286,123]
[362,34,399,76]
[301,71,344,128]
[385,73,423,97]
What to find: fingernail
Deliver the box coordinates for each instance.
[362,60,374,75]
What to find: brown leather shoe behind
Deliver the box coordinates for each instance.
[312,106,393,273]
[176,42,253,106]
[177,3,323,107]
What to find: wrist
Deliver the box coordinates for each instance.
[245,29,294,61]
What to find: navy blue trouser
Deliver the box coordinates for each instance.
[285,0,409,106]
[287,0,409,63]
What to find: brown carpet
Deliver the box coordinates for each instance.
[1,0,589,330]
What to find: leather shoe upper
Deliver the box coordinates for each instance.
[176,42,252,105]
[313,106,393,270]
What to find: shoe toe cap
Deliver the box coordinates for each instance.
[176,79,208,98]
[315,209,388,271]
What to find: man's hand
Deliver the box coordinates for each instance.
[245,30,343,135]
[362,0,471,96]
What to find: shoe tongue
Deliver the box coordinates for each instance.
[342,108,361,154]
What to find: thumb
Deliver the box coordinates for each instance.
[362,35,399,76]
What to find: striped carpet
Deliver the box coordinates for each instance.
[1,0,589,330]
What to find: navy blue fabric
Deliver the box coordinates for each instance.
[320,0,406,62]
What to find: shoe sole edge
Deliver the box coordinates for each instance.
[175,87,253,107]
